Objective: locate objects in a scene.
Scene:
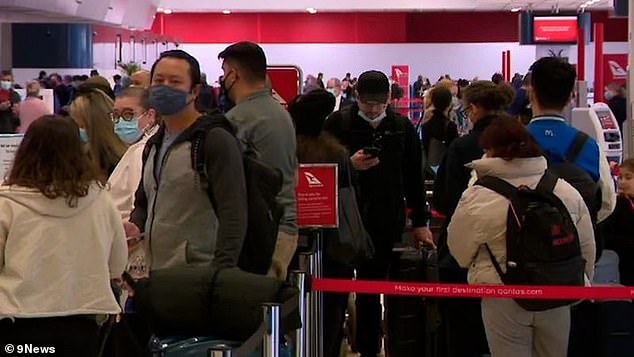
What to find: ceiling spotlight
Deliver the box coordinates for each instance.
[580,3,588,8]
[157,7,163,12]
[306,7,317,14]
[163,9,173,14]
[222,9,231,14]
[511,7,522,12]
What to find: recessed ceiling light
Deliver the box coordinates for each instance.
[580,3,588,8]
[306,7,317,14]
[222,9,231,14]
[163,9,173,14]
[157,7,163,12]
[511,7,522,12]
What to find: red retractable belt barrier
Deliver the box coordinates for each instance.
[312,278,634,300]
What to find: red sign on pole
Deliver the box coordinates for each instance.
[391,65,410,117]
[296,164,338,228]
[603,54,628,86]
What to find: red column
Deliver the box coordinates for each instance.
[577,28,585,81]
[502,51,507,80]
[505,50,511,82]
[594,23,604,103]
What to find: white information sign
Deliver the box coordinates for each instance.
[0,134,24,181]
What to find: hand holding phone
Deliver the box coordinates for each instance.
[363,146,381,158]
[351,149,380,171]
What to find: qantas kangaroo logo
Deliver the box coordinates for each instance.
[304,172,324,188]
[608,60,627,79]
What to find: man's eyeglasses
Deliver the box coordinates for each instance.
[111,111,147,123]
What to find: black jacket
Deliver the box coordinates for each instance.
[608,95,627,131]
[421,110,459,155]
[433,114,496,216]
[603,194,634,285]
[433,114,496,271]
[324,104,428,237]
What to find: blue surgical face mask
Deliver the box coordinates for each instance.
[0,81,11,90]
[358,110,386,126]
[115,118,142,144]
[604,91,614,101]
[149,85,190,116]
[79,128,89,143]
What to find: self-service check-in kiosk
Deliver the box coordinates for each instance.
[571,102,623,164]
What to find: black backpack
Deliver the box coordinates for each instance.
[143,115,284,275]
[545,131,603,260]
[476,172,586,311]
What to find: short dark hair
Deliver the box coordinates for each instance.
[218,41,267,82]
[491,73,504,85]
[530,57,576,110]
[480,115,543,160]
[430,86,453,112]
[463,80,514,112]
[151,49,201,88]
[5,115,104,207]
[0,70,12,78]
[113,74,122,81]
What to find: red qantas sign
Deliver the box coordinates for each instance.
[533,16,578,43]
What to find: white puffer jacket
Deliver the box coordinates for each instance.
[447,156,596,286]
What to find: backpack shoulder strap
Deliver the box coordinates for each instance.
[475,176,520,285]
[484,243,508,284]
[190,114,236,209]
[474,175,519,202]
[535,171,558,194]
[565,131,589,163]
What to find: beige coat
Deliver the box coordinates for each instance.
[448,156,595,286]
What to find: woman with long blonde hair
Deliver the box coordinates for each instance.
[70,87,128,179]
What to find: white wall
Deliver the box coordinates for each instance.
[181,42,538,85]
[184,42,629,89]
[13,41,629,91]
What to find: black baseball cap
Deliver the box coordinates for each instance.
[356,70,390,103]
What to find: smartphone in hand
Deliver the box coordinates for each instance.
[363,146,381,158]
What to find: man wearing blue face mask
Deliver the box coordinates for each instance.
[127,50,248,275]
[324,70,433,357]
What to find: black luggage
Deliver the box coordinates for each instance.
[597,301,634,357]
[385,245,433,357]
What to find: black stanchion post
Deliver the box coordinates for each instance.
[308,230,324,357]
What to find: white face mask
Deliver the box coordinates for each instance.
[359,110,386,125]
[0,81,11,90]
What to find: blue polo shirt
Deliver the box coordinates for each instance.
[527,115,600,182]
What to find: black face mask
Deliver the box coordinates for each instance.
[219,79,235,113]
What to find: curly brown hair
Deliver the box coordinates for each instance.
[4,115,104,207]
